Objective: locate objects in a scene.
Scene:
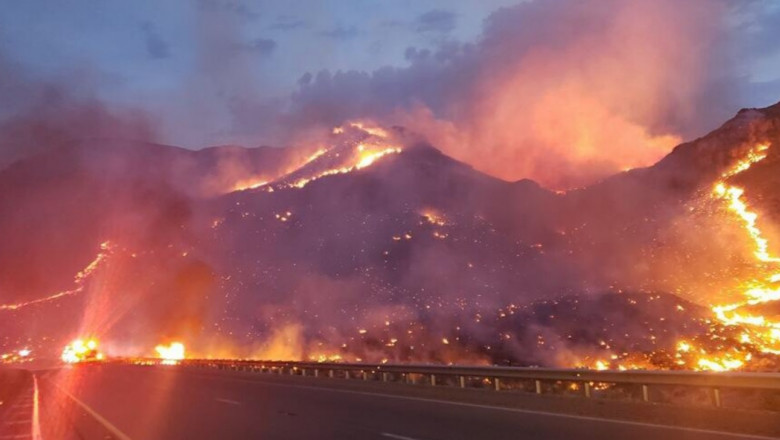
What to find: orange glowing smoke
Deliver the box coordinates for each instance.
[0,241,113,312]
[393,0,726,189]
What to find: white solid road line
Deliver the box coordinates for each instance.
[52,384,133,440]
[31,375,41,440]
[381,432,424,440]
[214,398,241,405]
[191,373,780,440]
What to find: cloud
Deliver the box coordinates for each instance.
[269,16,308,31]
[243,38,276,56]
[140,22,171,60]
[319,25,360,40]
[414,9,457,34]
[197,0,259,20]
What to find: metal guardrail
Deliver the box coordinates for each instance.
[133,359,780,409]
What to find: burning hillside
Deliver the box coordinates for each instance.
[678,142,780,369]
[229,122,403,192]
[1,103,780,372]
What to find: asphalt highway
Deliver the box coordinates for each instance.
[3,365,777,439]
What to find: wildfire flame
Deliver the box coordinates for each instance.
[231,179,268,192]
[230,148,328,193]
[420,210,448,226]
[675,143,780,370]
[0,241,113,311]
[230,122,402,193]
[61,339,103,363]
[334,122,390,138]
[285,143,402,190]
[155,342,185,365]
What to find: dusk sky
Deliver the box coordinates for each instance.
[2,0,780,186]
[1,0,517,143]
[4,4,780,428]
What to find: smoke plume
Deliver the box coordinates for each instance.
[283,0,739,188]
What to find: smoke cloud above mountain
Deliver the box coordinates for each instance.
[2,0,777,189]
[279,0,746,188]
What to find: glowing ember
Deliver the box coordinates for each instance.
[155,342,185,365]
[1,241,113,312]
[275,211,293,222]
[696,356,746,372]
[420,210,448,226]
[61,339,103,363]
[310,353,343,363]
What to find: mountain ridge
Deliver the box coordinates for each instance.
[1,102,779,368]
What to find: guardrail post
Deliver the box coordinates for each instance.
[712,388,722,408]
[142,360,775,409]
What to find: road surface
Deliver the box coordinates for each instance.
[2,365,778,439]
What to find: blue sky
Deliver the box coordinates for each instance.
[0,0,518,145]
[1,0,779,158]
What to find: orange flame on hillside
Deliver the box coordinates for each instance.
[674,143,780,370]
[230,148,329,192]
[282,125,402,190]
[0,241,113,312]
[230,123,402,193]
